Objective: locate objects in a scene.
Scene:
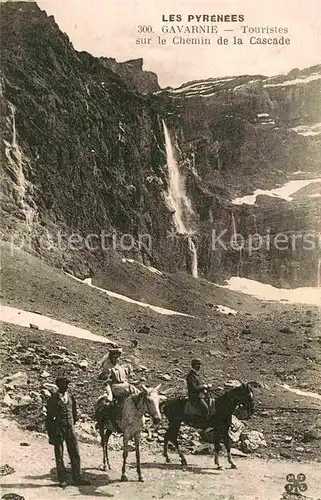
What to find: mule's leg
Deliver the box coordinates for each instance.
[223,432,236,469]
[214,435,223,470]
[98,426,107,471]
[164,422,186,467]
[163,426,172,463]
[171,423,187,469]
[134,432,144,482]
[104,429,113,471]
[121,434,129,482]
[174,437,187,469]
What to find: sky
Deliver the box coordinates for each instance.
[30,0,321,87]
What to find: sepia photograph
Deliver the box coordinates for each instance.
[0,0,320,498]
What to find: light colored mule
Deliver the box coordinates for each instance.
[97,384,165,482]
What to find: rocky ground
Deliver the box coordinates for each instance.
[1,244,321,466]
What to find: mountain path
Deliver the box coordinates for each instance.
[1,418,320,500]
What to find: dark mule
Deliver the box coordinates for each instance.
[163,383,254,469]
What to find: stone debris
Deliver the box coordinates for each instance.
[241,430,267,453]
[78,360,89,370]
[138,325,150,334]
[1,337,268,457]
[3,394,16,407]
[302,415,321,442]
[224,379,242,389]
[17,395,33,407]
[29,323,39,330]
[0,464,15,476]
[2,372,28,388]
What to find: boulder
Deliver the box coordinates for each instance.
[240,430,267,453]
[17,395,33,407]
[0,464,15,476]
[224,379,242,389]
[57,346,69,353]
[78,360,89,370]
[161,374,171,381]
[2,372,28,388]
[2,394,15,407]
[302,415,321,442]
[138,325,150,334]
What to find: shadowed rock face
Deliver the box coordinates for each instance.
[1,1,320,287]
[0,1,178,272]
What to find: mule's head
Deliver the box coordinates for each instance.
[141,384,166,425]
[235,383,255,419]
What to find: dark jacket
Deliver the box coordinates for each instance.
[186,368,205,401]
[45,392,78,439]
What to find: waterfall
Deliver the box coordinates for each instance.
[188,237,198,278]
[318,259,321,288]
[231,213,237,238]
[6,102,34,228]
[9,103,25,196]
[162,120,198,278]
[10,102,17,148]
[231,213,243,277]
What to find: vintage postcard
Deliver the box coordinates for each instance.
[0,0,320,499]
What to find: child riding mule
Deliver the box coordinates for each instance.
[163,383,254,469]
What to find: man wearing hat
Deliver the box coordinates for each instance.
[186,359,209,418]
[98,347,139,399]
[95,347,139,422]
[45,376,90,488]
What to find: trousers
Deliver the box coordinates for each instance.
[198,397,209,416]
[53,425,81,482]
[188,395,209,417]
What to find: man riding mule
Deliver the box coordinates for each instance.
[95,347,139,421]
[186,358,213,419]
[163,381,255,470]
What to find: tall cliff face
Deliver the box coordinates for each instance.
[162,71,321,287]
[0,1,179,275]
[1,2,320,287]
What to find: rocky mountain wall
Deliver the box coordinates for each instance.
[1,2,320,287]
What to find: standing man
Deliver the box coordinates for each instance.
[186,359,209,418]
[45,376,90,488]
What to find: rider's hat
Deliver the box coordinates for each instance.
[191,358,201,365]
